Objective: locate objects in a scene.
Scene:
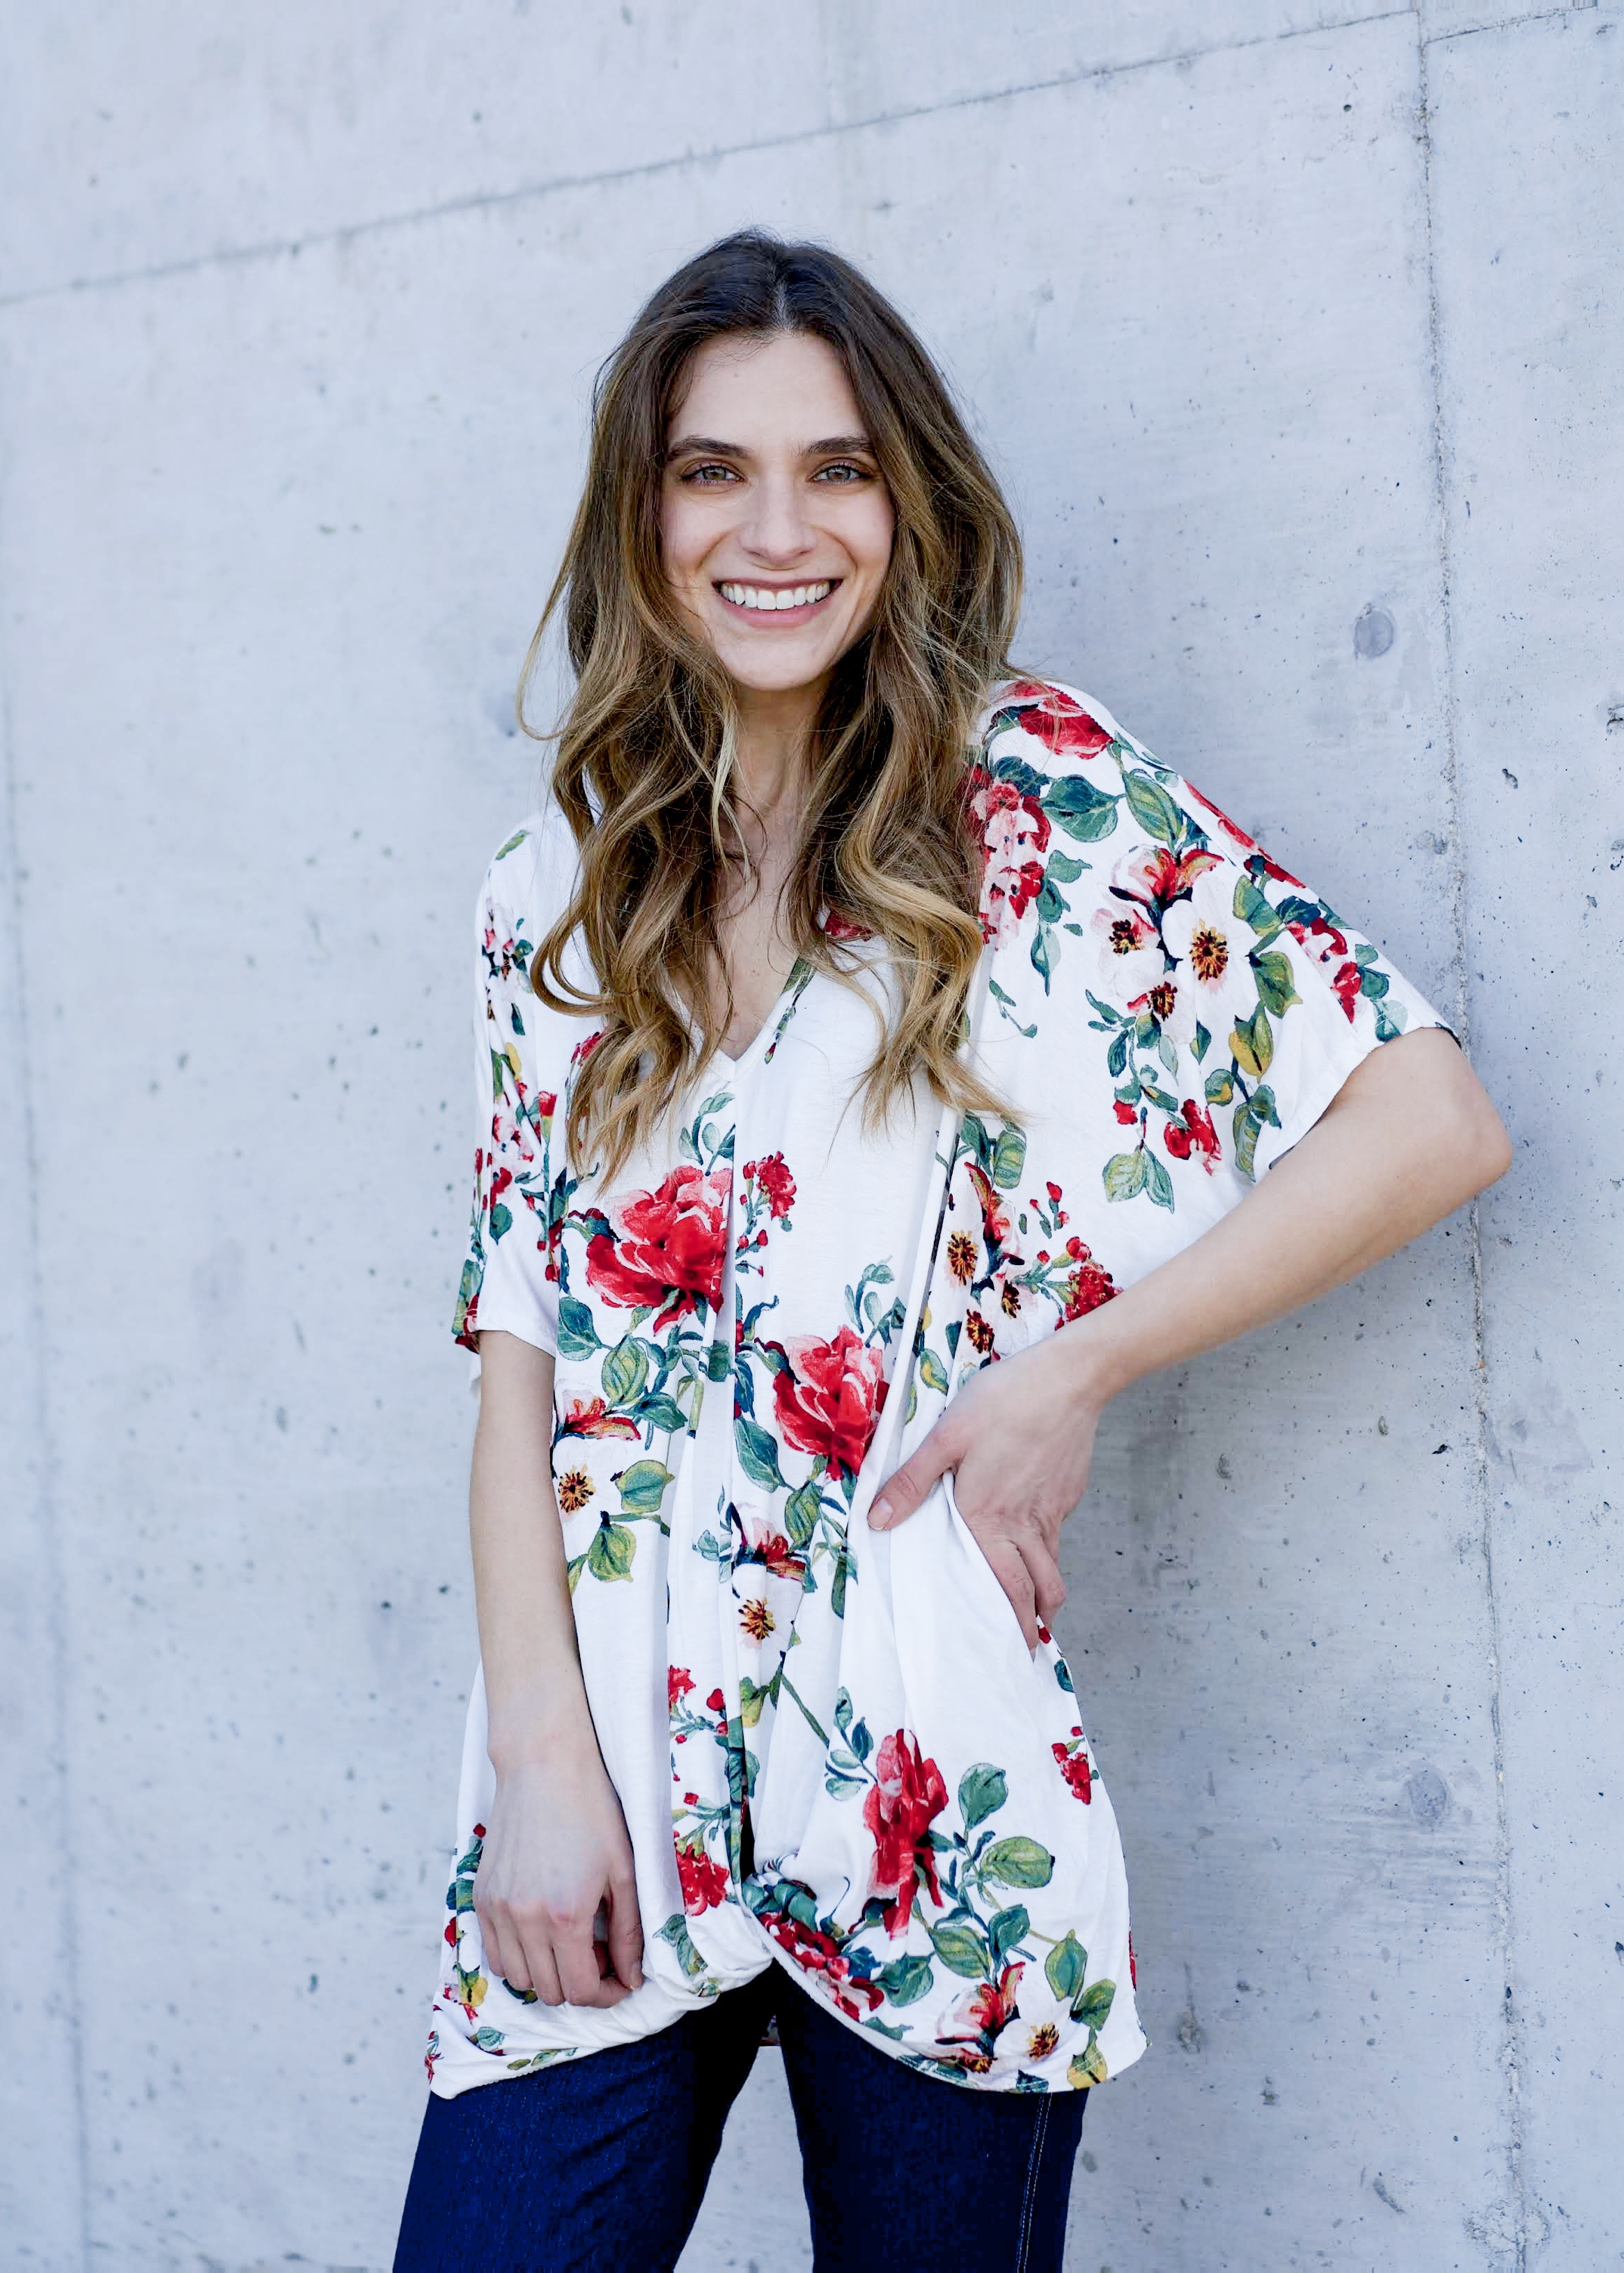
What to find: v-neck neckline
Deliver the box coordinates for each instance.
[714,954,815,1077]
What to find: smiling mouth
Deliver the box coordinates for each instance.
[716,579,838,616]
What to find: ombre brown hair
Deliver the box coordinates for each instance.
[524,228,1022,1179]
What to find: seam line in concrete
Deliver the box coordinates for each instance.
[0,408,91,2264]
[1413,15,1526,2265]
[0,7,1416,313]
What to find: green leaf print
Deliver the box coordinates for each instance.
[494,829,530,860]
[1068,2035,1111,2088]
[917,1347,950,1397]
[1074,1977,1117,2029]
[989,1904,1030,1960]
[1231,873,1278,936]
[1143,1151,1175,1211]
[556,1296,601,1358]
[1103,1150,1149,1202]
[1233,1085,1281,1181]
[657,1913,708,1980]
[601,1335,650,1406]
[1046,848,1087,885]
[1203,1066,1236,1106]
[1251,949,1301,1018]
[1121,770,1182,845]
[990,1125,1027,1192]
[615,1459,673,1516]
[488,1201,512,1243]
[1230,1003,1274,1079]
[981,1836,1056,1890]
[1042,774,1120,842]
[1045,1930,1088,2006]
[587,1521,637,1581]
[784,1479,821,1546]
[877,1953,935,2006]
[929,1918,992,1978]
[734,1415,785,1491]
[958,1761,1008,1831]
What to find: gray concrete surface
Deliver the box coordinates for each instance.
[0,5,1617,2267]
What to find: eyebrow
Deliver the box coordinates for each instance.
[664,433,875,463]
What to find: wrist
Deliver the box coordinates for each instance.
[1054,1306,1136,1409]
[486,1691,600,1778]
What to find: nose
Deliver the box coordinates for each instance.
[738,467,817,566]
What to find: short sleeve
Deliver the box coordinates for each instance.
[451,824,564,1356]
[1155,767,1458,1181]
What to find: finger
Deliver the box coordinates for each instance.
[474,1899,517,1993]
[1021,1535,1068,1623]
[554,1914,629,2008]
[981,1537,1040,1650]
[508,1908,565,2007]
[605,1872,645,1992]
[870,1422,957,1530]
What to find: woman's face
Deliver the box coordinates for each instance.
[659,329,896,702]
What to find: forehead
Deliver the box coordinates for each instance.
[666,330,863,444]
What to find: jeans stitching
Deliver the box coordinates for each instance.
[1014,2096,1052,2272]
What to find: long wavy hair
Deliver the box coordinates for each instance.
[524,228,1022,1179]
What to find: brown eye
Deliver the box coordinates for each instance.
[683,462,739,486]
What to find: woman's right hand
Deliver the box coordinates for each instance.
[473,1743,646,2007]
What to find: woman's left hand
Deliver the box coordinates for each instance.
[868,1331,1104,1650]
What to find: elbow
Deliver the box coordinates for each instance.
[1449,1086,1513,1202]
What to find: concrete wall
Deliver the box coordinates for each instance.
[1,6,1617,2266]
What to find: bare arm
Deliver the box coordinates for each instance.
[870,1029,1513,1642]
[469,1329,643,2005]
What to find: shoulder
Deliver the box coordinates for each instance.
[476,793,581,930]
[974,674,1260,860]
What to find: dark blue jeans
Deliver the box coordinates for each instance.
[395,1964,1087,2272]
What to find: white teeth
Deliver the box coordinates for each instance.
[719,581,832,612]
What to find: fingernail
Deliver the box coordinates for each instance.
[870,1499,891,1528]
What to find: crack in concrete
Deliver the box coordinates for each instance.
[1429,2,1601,44]
[0,7,1416,313]
[0,411,91,2265]
[1413,15,1527,2265]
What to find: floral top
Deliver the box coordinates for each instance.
[425,678,1449,2099]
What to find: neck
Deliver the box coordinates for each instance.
[730,677,825,824]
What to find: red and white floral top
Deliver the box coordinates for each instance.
[425,679,1449,2098]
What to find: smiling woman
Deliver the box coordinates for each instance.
[392,230,1510,2273]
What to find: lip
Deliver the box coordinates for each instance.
[713,577,843,626]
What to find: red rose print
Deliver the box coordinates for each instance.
[973,777,1053,947]
[1005,682,1115,761]
[1162,1099,1221,1173]
[771,1325,889,1483]
[1053,1740,1093,1803]
[941,1959,1026,2049]
[676,1838,731,1915]
[1114,1101,1139,1126]
[668,1666,695,1712]
[1129,1932,1138,1989]
[584,1163,730,1328]
[821,908,874,943]
[863,1730,948,1938]
[761,1903,886,2021]
[1332,959,1362,1022]
[744,1151,797,1223]
[706,1689,726,1716]
[1061,1236,1118,1322]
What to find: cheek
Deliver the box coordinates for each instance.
[659,495,710,590]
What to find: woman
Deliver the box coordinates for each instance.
[395,231,1509,2270]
